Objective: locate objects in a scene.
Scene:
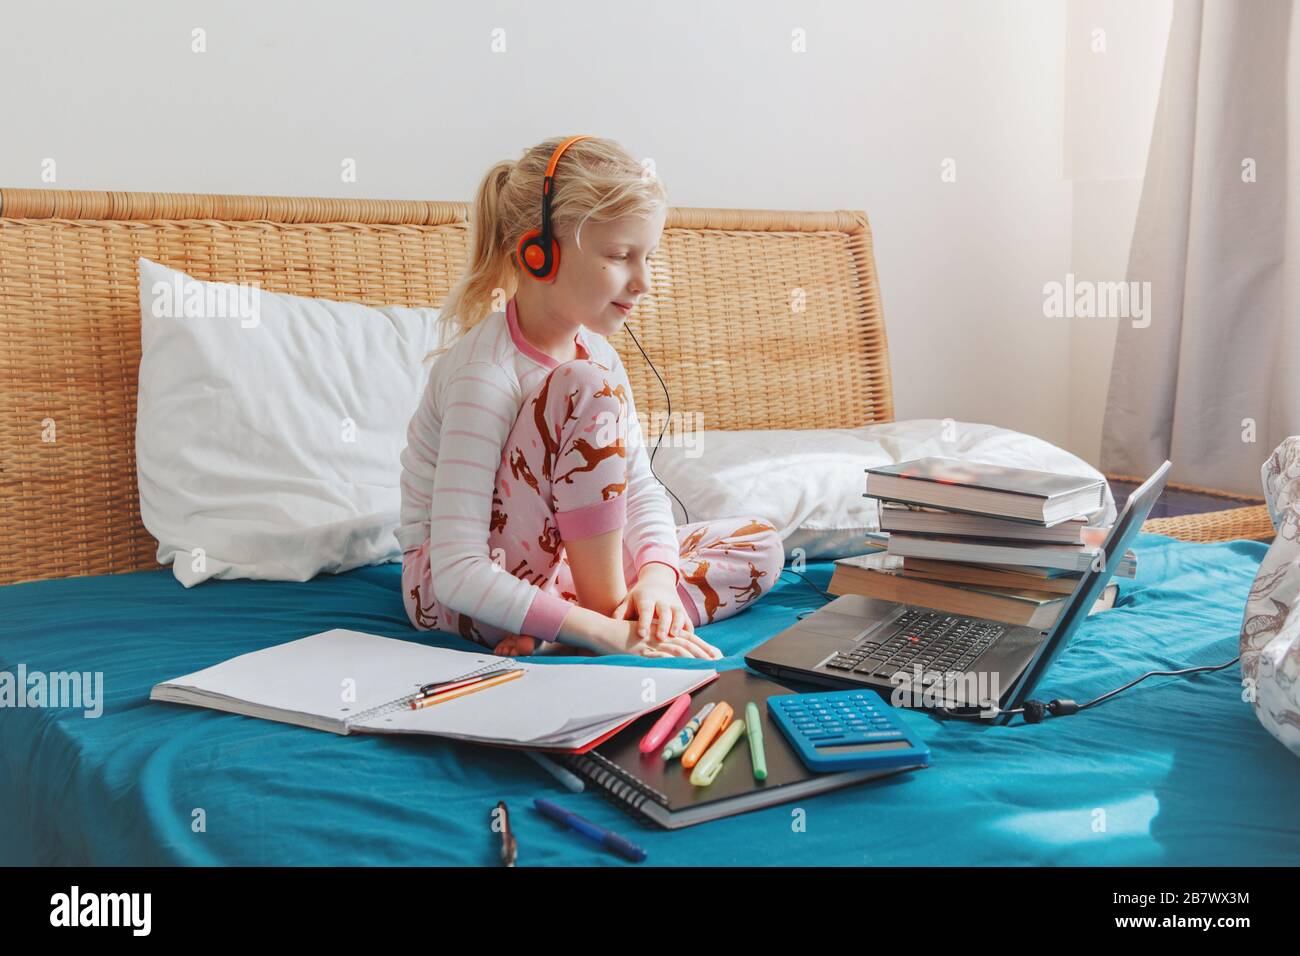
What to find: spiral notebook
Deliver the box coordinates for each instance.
[558,668,927,829]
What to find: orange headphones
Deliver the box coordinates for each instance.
[515,134,591,282]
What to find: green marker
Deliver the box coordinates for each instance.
[745,701,767,780]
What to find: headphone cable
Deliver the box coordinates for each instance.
[781,568,836,603]
[622,321,692,525]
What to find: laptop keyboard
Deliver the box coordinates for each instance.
[823,608,1005,681]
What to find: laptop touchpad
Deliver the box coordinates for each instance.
[797,610,881,641]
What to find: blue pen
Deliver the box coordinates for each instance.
[533,798,646,862]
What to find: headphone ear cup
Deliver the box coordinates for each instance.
[517,230,559,280]
[517,230,559,281]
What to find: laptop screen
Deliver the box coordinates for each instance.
[1000,460,1172,715]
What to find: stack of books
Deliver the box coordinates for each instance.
[827,457,1129,629]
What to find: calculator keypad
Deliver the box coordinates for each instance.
[773,691,907,745]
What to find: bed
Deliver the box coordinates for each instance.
[1,188,1296,866]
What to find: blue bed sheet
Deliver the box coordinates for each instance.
[1,532,1297,866]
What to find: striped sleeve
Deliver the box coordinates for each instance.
[425,361,576,641]
[607,351,682,585]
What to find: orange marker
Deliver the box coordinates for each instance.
[681,701,733,769]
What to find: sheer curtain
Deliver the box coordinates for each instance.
[1101,0,1300,495]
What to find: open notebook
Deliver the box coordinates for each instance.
[150,629,716,753]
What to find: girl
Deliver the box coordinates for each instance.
[396,135,784,659]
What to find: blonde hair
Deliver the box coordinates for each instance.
[424,136,667,363]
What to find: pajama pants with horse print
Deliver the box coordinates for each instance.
[401,356,785,651]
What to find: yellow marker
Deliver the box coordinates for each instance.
[690,719,746,787]
[681,701,733,769]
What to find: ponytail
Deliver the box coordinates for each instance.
[424,159,518,363]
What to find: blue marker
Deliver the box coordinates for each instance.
[533,798,646,862]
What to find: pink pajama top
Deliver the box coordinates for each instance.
[395,298,681,641]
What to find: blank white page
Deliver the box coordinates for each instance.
[153,629,498,731]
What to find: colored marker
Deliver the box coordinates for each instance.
[690,719,746,787]
[525,750,585,793]
[662,702,716,761]
[533,798,646,862]
[745,701,767,780]
[681,701,733,769]
[640,693,693,754]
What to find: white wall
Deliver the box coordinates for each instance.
[0,0,1171,468]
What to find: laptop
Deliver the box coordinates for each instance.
[746,460,1171,724]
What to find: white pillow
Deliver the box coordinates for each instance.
[135,257,444,587]
[648,419,1118,560]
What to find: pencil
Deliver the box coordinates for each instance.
[410,667,522,708]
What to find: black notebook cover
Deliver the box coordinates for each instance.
[558,668,925,829]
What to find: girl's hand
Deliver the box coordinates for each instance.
[612,563,709,648]
[602,618,721,660]
[552,601,720,660]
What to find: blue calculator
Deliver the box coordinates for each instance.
[768,690,931,773]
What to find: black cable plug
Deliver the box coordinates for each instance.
[1048,698,1079,716]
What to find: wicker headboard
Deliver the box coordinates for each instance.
[0,188,892,586]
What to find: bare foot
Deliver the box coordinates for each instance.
[492,633,537,656]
